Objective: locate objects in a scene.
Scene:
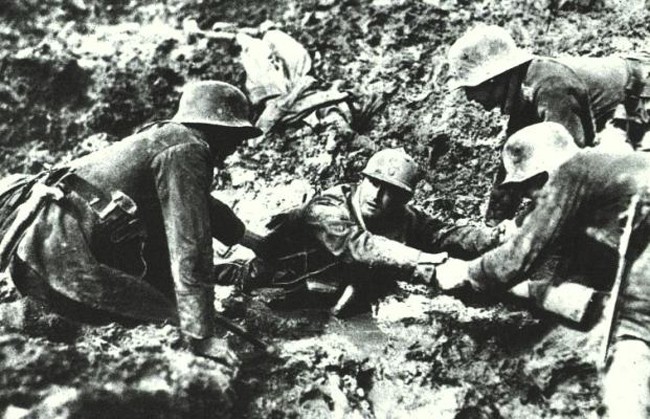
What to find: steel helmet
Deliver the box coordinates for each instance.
[362,148,422,194]
[501,122,579,185]
[447,25,533,90]
[172,80,262,138]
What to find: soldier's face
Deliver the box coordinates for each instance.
[213,138,244,168]
[520,172,549,199]
[463,75,507,111]
[211,129,248,167]
[358,177,410,221]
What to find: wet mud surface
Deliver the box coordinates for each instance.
[231,287,602,418]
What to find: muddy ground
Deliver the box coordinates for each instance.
[0,0,649,417]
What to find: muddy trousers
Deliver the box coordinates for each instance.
[8,191,180,326]
[601,339,650,418]
[9,256,177,326]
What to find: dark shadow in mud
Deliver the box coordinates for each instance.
[223,288,335,340]
[230,304,332,419]
[229,287,389,418]
[442,286,601,355]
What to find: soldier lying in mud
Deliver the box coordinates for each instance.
[436,122,650,419]
[0,80,261,364]
[215,147,509,316]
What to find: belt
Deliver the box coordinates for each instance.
[59,172,112,214]
[59,172,142,243]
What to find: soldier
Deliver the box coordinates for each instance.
[436,122,650,418]
[0,80,262,364]
[447,24,650,223]
[216,148,505,316]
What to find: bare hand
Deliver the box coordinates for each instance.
[191,337,240,368]
[411,252,450,285]
[419,251,448,265]
[435,258,471,291]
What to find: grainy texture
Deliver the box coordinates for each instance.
[0,0,648,417]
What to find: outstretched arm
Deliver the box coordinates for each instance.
[304,192,446,283]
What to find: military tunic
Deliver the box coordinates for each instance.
[488,55,650,222]
[254,183,500,293]
[10,122,245,339]
[506,56,631,146]
[469,150,650,340]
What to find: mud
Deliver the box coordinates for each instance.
[1,0,649,417]
[226,283,602,418]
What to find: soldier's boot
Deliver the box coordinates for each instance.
[213,258,273,293]
[0,297,80,340]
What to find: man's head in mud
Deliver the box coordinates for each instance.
[358,148,422,223]
[500,122,579,198]
[172,80,262,166]
[447,24,533,111]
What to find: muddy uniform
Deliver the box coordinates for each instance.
[4,122,245,339]
[466,150,650,417]
[488,55,650,222]
[244,183,500,299]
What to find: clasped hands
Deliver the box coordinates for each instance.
[415,251,475,291]
[434,257,474,291]
[414,252,475,291]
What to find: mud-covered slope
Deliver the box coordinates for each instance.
[1,0,649,418]
[3,0,648,217]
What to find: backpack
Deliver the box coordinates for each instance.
[0,168,73,272]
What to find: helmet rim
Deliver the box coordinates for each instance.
[447,25,533,90]
[361,148,421,194]
[361,172,415,194]
[172,80,262,139]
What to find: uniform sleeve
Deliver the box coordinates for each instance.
[534,76,595,148]
[209,196,246,246]
[427,223,500,260]
[468,167,586,291]
[407,210,500,259]
[152,143,215,339]
[304,194,422,271]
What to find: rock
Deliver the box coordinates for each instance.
[211,22,238,32]
[26,386,81,419]
[229,166,258,187]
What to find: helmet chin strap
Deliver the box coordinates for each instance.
[353,186,408,234]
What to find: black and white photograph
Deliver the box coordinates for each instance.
[0,0,649,417]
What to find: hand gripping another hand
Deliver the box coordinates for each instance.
[411,252,448,285]
[434,258,473,291]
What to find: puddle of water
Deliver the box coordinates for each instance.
[324,312,391,356]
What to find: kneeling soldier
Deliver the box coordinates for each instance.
[437,122,650,418]
[0,81,262,365]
